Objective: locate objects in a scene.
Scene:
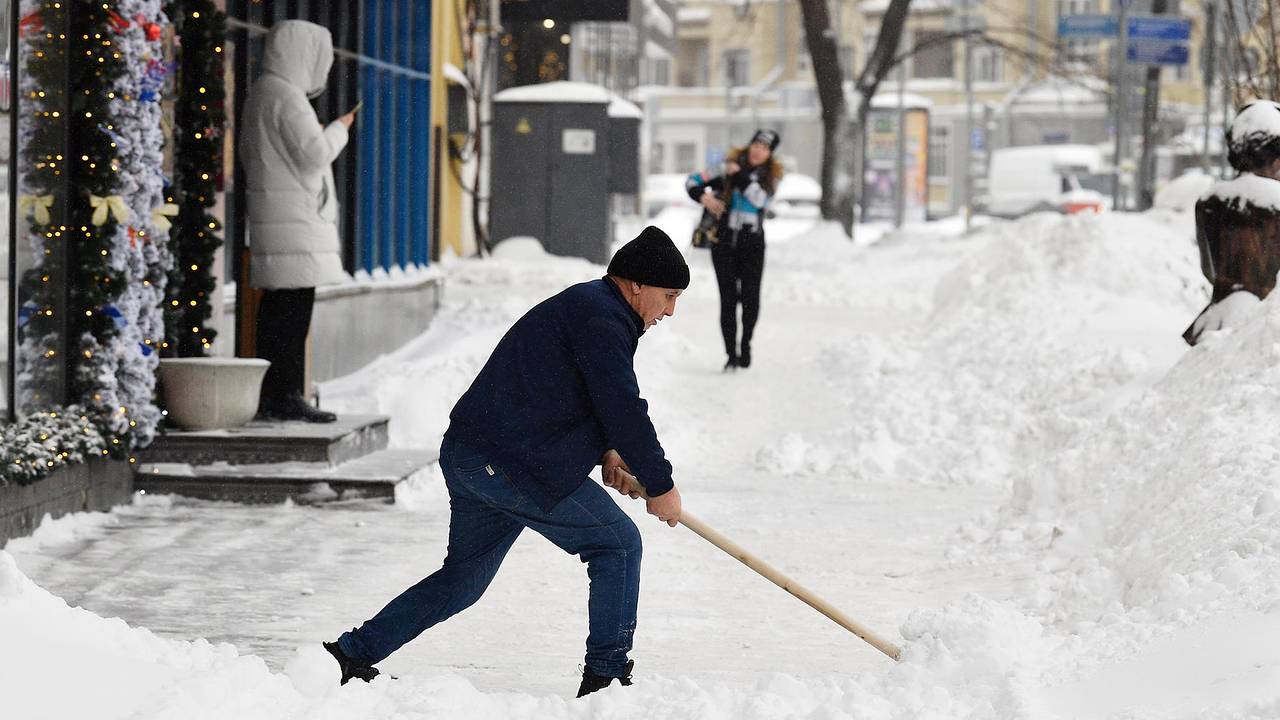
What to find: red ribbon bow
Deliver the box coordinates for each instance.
[107,10,131,32]
[18,10,44,37]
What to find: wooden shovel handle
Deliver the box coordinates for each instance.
[621,472,901,661]
[676,509,903,662]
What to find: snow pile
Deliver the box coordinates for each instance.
[930,272,1280,715]
[825,211,1203,488]
[995,289,1280,639]
[0,544,1069,718]
[1154,170,1214,212]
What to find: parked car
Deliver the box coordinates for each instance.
[977,144,1112,218]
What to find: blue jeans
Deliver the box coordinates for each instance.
[336,436,642,677]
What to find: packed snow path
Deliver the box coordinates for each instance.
[14,210,1277,718]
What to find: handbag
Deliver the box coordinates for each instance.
[691,209,719,248]
[690,173,733,249]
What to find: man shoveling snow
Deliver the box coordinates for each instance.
[324,227,688,697]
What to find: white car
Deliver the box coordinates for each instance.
[978,144,1112,218]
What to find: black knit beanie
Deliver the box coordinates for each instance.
[750,129,781,151]
[607,226,690,289]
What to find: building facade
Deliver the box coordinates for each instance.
[650,0,1214,218]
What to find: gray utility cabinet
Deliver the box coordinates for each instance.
[492,82,624,265]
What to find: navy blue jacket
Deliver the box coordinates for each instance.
[444,277,675,510]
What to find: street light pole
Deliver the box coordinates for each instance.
[946,3,984,231]
[1113,0,1129,211]
[964,18,975,232]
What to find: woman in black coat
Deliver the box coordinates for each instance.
[685,129,783,370]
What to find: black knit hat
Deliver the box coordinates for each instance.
[607,226,690,289]
[750,129,781,151]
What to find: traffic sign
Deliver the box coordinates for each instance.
[1126,15,1191,40]
[1127,40,1190,65]
[1057,14,1118,38]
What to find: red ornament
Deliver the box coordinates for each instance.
[107,10,131,32]
[134,14,163,41]
[128,226,139,248]
[18,10,44,37]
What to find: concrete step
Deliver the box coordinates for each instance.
[135,448,438,504]
[138,414,390,467]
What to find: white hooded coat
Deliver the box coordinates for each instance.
[240,20,350,289]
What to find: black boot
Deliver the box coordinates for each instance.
[723,354,739,372]
[738,344,752,368]
[576,660,634,698]
[323,641,380,686]
[261,392,337,423]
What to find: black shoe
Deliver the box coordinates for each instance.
[323,641,380,686]
[738,345,752,368]
[262,393,337,423]
[576,660,634,698]
[723,355,739,372]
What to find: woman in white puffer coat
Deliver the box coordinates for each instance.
[240,19,356,422]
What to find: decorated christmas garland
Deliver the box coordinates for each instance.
[164,0,226,358]
[0,407,112,487]
[12,0,172,479]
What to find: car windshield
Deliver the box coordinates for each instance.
[1076,172,1115,195]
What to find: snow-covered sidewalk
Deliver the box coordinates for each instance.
[6,208,1280,718]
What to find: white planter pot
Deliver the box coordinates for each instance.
[159,357,270,431]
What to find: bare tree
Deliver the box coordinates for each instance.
[1223,0,1280,105]
[799,0,913,237]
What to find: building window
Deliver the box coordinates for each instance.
[677,38,709,87]
[675,142,699,172]
[972,45,1003,83]
[723,48,750,87]
[651,57,671,86]
[911,31,954,79]
[1057,0,1098,15]
[928,125,951,180]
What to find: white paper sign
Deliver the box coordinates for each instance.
[562,129,596,155]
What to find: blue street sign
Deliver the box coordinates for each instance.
[1126,16,1191,40]
[1057,14,1118,38]
[1127,39,1190,65]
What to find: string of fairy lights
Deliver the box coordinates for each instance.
[164,0,225,358]
[4,0,211,484]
